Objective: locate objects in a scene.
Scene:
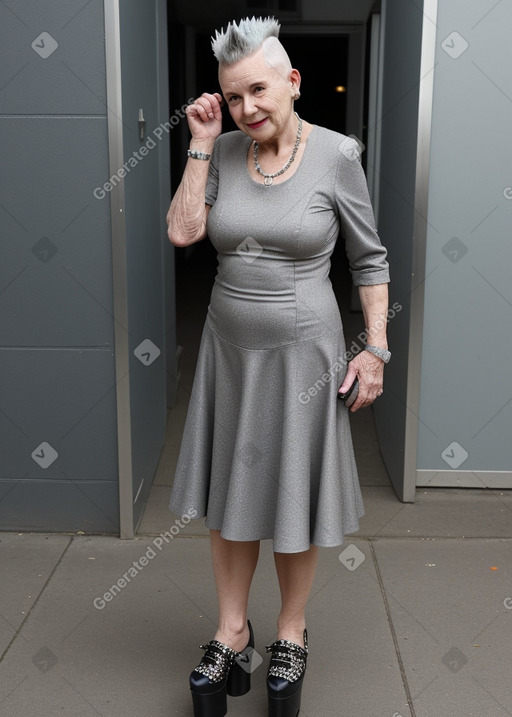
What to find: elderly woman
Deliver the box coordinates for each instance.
[167,16,390,717]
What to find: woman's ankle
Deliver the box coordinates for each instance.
[214,619,250,652]
[276,619,306,648]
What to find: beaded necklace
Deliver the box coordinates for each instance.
[253,113,303,186]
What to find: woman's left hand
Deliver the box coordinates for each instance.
[338,351,384,412]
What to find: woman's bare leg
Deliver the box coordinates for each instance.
[210,529,260,652]
[273,546,319,647]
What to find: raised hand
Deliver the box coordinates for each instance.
[186,92,223,141]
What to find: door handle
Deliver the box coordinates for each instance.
[138,108,146,141]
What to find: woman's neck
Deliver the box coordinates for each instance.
[257,113,302,157]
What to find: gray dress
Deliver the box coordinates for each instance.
[169,126,389,553]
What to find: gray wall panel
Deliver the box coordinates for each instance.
[372,0,424,497]
[0,0,121,532]
[0,480,118,533]
[0,0,107,115]
[0,349,117,481]
[417,0,512,472]
[1,118,114,347]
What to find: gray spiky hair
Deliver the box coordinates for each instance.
[211,16,281,64]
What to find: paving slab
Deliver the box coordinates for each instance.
[0,533,70,656]
[0,534,213,717]
[0,533,411,717]
[298,540,412,717]
[373,538,512,717]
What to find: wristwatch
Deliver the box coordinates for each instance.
[364,344,391,363]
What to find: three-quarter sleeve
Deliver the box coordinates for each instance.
[334,139,390,286]
[205,140,220,206]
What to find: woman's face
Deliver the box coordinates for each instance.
[219,47,300,143]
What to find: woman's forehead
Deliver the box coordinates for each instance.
[219,55,284,91]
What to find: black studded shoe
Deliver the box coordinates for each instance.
[189,620,254,717]
[266,630,308,717]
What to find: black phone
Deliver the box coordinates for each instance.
[338,377,359,408]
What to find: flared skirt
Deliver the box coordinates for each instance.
[169,319,364,553]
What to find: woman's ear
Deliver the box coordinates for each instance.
[289,68,301,98]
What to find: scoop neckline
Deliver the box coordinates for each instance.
[243,124,317,189]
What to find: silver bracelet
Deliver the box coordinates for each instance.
[364,345,391,363]
[187,149,211,161]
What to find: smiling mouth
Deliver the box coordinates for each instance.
[246,118,268,129]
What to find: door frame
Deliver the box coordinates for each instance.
[104,0,134,538]
[403,0,439,500]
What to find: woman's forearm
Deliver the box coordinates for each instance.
[357,283,389,348]
[166,137,215,247]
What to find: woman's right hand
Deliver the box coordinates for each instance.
[186,92,223,140]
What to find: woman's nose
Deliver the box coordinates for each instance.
[242,95,256,116]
